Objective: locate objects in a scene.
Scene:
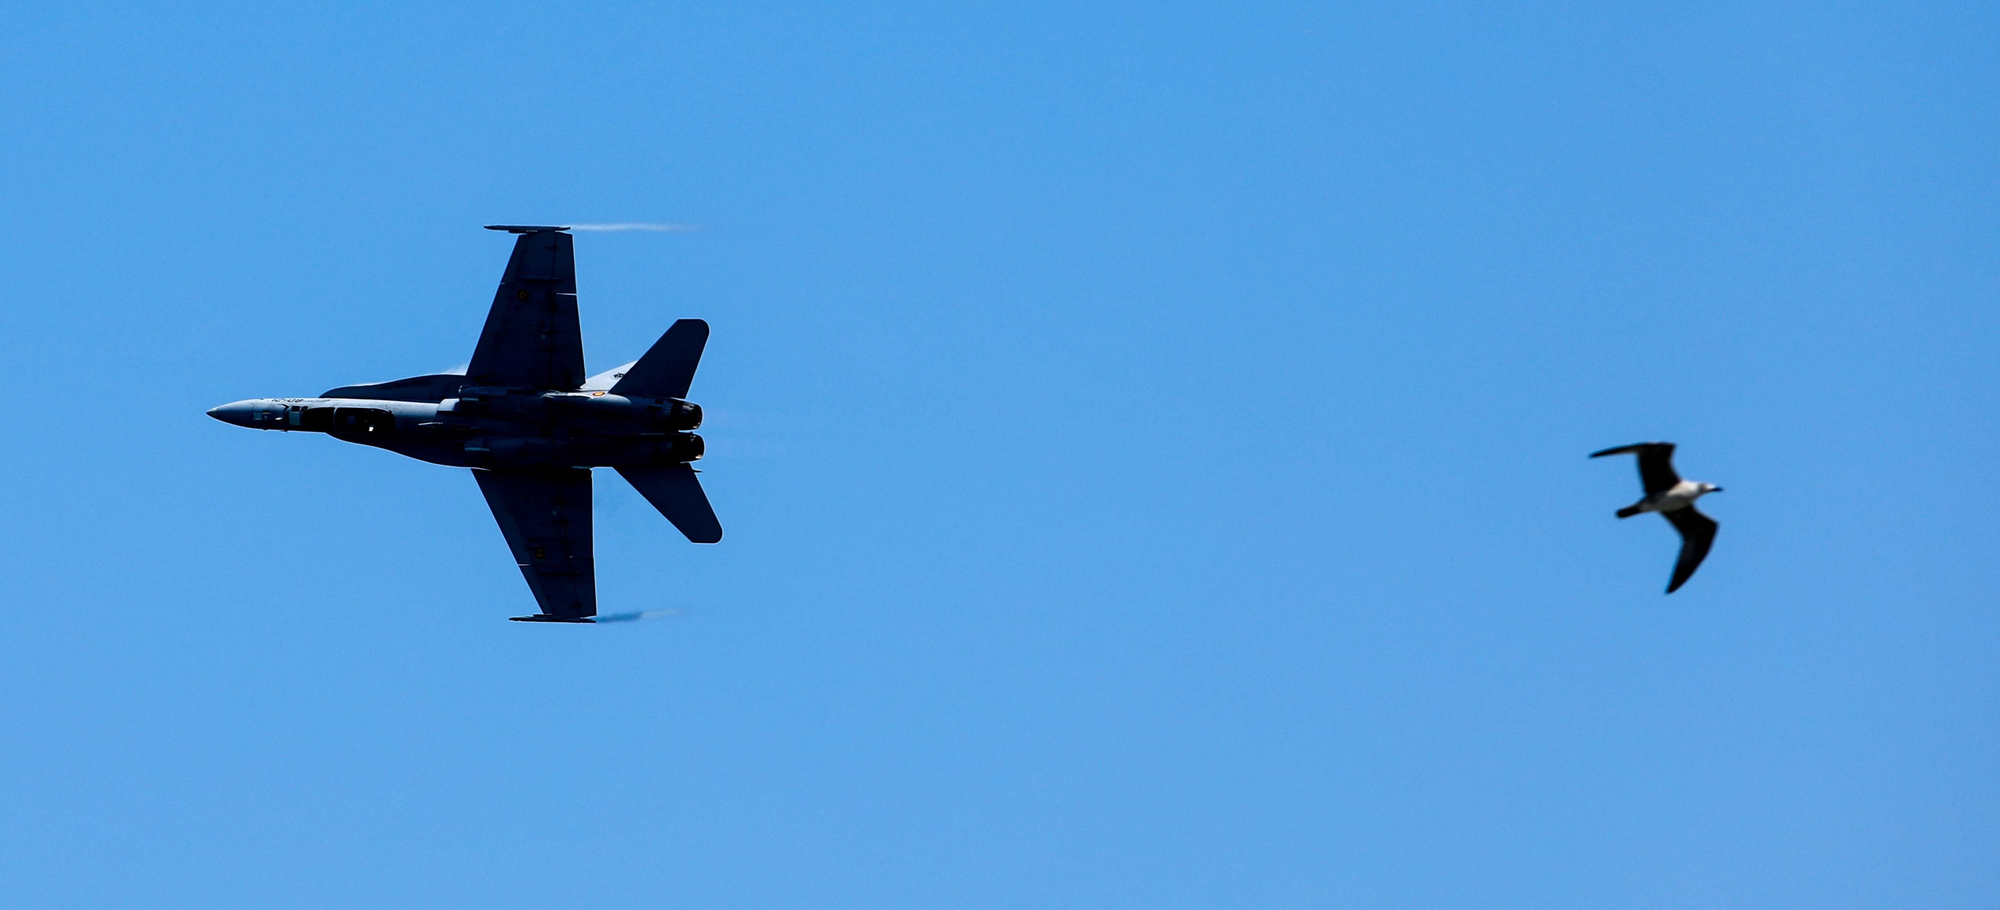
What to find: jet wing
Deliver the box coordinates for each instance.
[467,229,586,391]
[474,468,597,619]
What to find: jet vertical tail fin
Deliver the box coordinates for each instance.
[617,464,723,543]
[611,319,708,400]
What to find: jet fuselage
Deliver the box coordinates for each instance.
[208,389,705,470]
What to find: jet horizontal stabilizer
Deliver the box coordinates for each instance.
[618,463,723,543]
[508,614,596,623]
[484,224,571,233]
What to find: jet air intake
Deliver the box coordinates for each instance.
[329,407,396,441]
[461,433,703,468]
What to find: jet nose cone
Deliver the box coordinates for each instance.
[207,400,260,428]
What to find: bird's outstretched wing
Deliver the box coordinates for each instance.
[1661,506,1716,594]
[1590,442,1681,495]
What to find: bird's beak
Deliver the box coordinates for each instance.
[1712,486,1724,493]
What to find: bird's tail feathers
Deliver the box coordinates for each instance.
[1616,504,1643,519]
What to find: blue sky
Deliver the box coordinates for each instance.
[3,2,1996,907]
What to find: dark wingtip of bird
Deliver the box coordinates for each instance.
[1589,441,1673,458]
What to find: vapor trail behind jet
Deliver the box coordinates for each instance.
[568,223,698,232]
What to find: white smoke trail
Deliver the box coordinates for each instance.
[567,222,699,233]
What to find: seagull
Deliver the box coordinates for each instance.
[1590,442,1722,593]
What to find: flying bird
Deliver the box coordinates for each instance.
[1590,442,1722,593]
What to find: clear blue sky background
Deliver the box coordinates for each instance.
[3,2,1996,907]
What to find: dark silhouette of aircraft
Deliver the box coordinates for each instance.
[210,226,720,622]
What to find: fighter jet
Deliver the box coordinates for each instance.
[208,226,721,622]
[1589,442,1721,593]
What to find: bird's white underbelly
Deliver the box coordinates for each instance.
[1647,481,1706,512]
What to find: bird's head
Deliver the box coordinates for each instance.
[1701,483,1723,494]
